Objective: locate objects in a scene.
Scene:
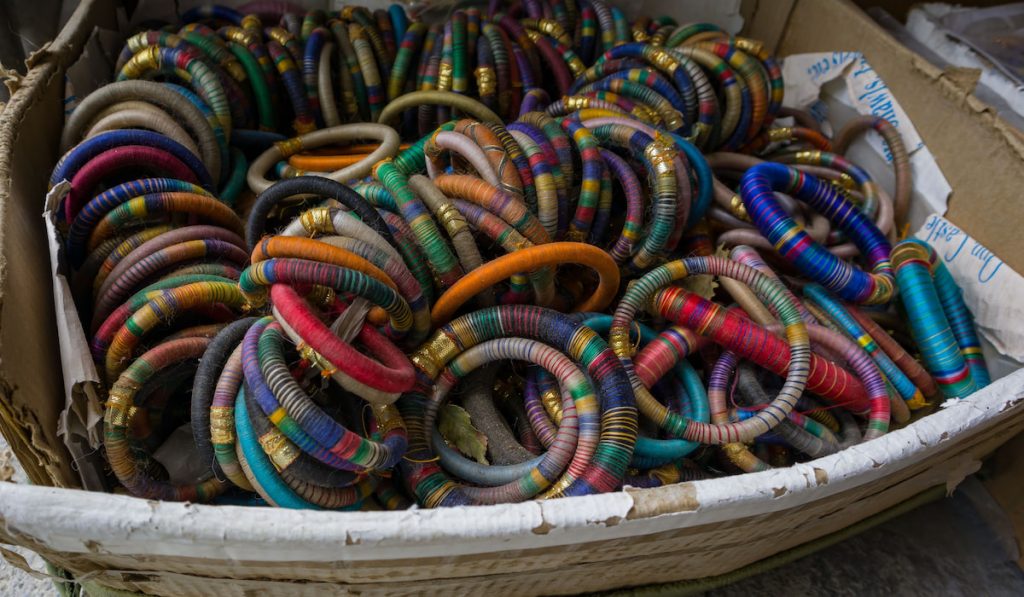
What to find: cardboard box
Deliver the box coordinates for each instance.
[0,0,1022,593]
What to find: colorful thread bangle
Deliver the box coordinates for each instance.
[740,162,895,304]
[430,242,620,326]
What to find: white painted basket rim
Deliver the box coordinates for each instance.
[2,369,1020,563]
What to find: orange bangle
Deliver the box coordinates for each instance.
[433,173,550,245]
[288,144,413,171]
[250,236,398,292]
[430,242,620,326]
[251,236,396,327]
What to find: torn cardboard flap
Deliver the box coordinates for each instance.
[915,214,1024,363]
[43,181,106,489]
[783,51,953,224]
[782,52,924,154]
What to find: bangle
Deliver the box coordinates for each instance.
[588,123,677,270]
[65,178,212,267]
[53,129,211,193]
[86,226,174,298]
[328,18,368,121]
[423,338,590,504]
[118,46,233,137]
[60,80,222,182]
[847,305,942,402]
[192,316,259,480]
[92,233,248,328]
[581,314,710,466]
[375,7,399,63]
[104,281,248,382]
[556,117,604,240]
[164,83,230,186]
[105,336,229,501]
[761,317,891,439]
[280,204,403,263]
[90,273,236,362]
[348,22,386,121]
[582,45,699,128]
[210,338,254,490]
[508,128,559,238]
[63,145,207,223]
[373,159,465,289]
[447,198,548,305]
[378,90,502,126]
[87,191,245,253]
[740,162,895,304]
[707,351,769,473]
[430,242,619,326]
[224,39,276,130]
[83,101,201,154]
[248,124,401,193]
[668,46,744,149]
[252,232,430,345]
[598,148,644,263]
[406,174,487,281]
[892,239,989,397]
[578,115,713,227]
[240,316,368,475]
[389,22,427,100]
[432,174,549,245]
[270,284,415,400]
[266,39,316,133]
[696,41,767,144]
[389,4,409,46]
[234,386,363,510]
[404,305,636,503]
[612,256,827,444]
[508,121,570,234]
[834,115,913,232]
[455,120,528,206]
[257,322,407,470]
[302,26,330,127]
[425,130,502,187]
[247,175,397,249]
[804,283,927,409]
[317,41,340,127]
[240,258,413,340]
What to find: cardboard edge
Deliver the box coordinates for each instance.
[0,57,79,488]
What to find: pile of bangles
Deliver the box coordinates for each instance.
[49,0,991,510]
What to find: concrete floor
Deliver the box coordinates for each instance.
[1,435,1022,595]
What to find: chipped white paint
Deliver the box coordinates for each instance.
[0,370,1020,564]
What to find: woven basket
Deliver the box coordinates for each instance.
[1,0,1022,594]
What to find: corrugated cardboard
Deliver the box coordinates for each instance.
[0,0,1023,593]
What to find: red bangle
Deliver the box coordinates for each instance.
[269,284,415,401]
[65,145,202,222]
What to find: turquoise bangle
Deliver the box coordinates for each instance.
[892,239,989,398]
[234,387,324,510]
[804,283,926,408]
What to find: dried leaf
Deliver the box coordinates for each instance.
[438,404,489,465]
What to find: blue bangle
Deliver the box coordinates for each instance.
[51,129,214,191]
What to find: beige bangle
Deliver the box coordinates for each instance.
[318,42,341,128]
[247,123,401,193]
[85,100,201,157]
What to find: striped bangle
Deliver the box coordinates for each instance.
[892,239,989,398]
[740,162,895,304]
